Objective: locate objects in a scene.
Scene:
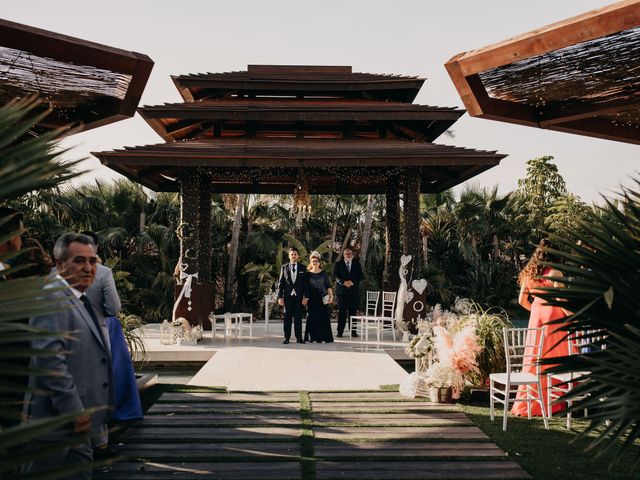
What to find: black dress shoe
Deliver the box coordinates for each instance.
[94,443,119,460]
[283,339,290,344]
[351,331,359,337]
[337,332,343,337]
[296,338,305,344]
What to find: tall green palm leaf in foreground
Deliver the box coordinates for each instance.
[0,97,86,479]
[539,179,640,468]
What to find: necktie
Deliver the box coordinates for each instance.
[347,261,351,273]
[290,264,297,295]
[80,294,106,345]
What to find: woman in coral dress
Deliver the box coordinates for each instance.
[511,239,569,417]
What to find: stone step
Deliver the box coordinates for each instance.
[158,392,299,403]
[309,392,416,402]
[124,426,301,441]
[310,412,472,426]
[315,460,530,479]
[313,426,489,440]
[119,441,300,459]
[148,402,300,414]
[314,441,507,458]
[100,461,301,479]
[139,413,301,426]
[310,401,457,412]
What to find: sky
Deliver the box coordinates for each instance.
[3,0,638,204]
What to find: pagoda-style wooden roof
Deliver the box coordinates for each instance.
[445,0,640,145]
[96,64,506,194]
[0,19,153,134]
[172,65,425,103]
[138,99,464,142]
[93,138,505,194]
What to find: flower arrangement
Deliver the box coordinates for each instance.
[167,317,204,345]
[425,361,464,389]
[401,298,482,399]
[405,320,434,359]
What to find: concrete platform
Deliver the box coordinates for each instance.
[139,321,409,391]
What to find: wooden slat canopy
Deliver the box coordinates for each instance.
[0,18,153,133]
[94,138,505,194]
[445,0,640,145]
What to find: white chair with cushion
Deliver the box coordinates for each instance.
[350,291,380,339]
[490,327,549,431]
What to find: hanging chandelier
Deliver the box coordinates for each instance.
[290,169,312,227]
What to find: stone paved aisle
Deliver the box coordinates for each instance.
[97,388,530,480]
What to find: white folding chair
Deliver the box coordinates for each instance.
[350,291,380,339]
[208,312,227,340]
[490,327,549,431]
[547,329,604,429]
[372,291,397,343]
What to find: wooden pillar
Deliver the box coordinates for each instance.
[176,169,213,328]
[383,175,401,292]
[402,168,423,270]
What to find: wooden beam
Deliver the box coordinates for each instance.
[0,18,153,74]
[537,98,640,126]
[546,116,640,145]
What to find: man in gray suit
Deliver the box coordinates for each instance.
[82,231,121,318]
[81,231,120,457]
[25,233,112,479]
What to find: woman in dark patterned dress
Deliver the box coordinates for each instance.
[304,250,334,343]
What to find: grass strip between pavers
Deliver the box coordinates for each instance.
[299,391,315,480]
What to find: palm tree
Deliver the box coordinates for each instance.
[224,194,244,309]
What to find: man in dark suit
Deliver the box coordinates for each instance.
[277,247,308,344]
[334,247,364,337]
[24,233,112,479]
[0,207,23,277]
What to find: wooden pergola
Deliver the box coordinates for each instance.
[0,19,153,134]
[94,65,506,326]
[445,0,640,145]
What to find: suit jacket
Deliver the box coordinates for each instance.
[24,277,113,437]
[277,263,308,303]
[334,258,363,297]
[85,263,121,317]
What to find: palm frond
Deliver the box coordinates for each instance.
[536,178,640,467]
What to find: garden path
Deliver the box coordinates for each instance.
[96,388,530,479]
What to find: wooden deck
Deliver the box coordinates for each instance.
[97,389,530,479]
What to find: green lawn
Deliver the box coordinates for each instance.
[460,403,638,480]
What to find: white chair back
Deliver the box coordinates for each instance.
[380,291,397,318]
[568,329,607,355]
[503,327,545,375]
[365,291,380,316]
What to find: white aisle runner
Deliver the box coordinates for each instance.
[188,345,407,391]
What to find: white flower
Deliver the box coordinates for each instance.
[425,361,464,389]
